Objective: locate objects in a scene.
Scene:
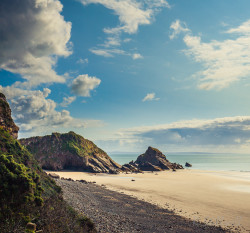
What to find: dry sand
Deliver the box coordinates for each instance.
[47,169,250,232]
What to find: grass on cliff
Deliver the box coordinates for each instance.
[24,131,108,160]
[0,127,96,233]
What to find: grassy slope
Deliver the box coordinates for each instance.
[23,131,108,160]
[0,128,96,233]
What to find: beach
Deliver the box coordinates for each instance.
[48,169,250,232]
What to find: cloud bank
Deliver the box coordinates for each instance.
[98,116,250,153]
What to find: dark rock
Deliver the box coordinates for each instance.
[79,179,88,184]
[171,163,184,169]
[48,173,60,179]
[137,161,162,171]
[121,163,141,173]
[109,168,120,174]
[128,147,184,171]
[185,162,192,167]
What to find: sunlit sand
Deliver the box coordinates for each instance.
[47,169,250,232]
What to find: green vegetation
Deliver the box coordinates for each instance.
[0,154,43,209]
[24,131,107,160]
[0,128,96,232]
[61,131,106,158]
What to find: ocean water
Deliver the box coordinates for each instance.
[109,152,250,172]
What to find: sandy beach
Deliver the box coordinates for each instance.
[48,169,250,232]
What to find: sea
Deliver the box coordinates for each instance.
[109,152,250,172]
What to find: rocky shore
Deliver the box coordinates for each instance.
[56,179,227,233]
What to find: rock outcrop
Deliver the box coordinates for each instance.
[20,131,121,174]
[185,162,192,167]
[126,147,183,171]
[0,93,19,139]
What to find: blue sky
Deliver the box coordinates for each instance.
[1,0,250,153]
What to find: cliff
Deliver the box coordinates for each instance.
[20,131,121,174]
[0,93,19,139]
[126,146,183,171]
[0,93,95,232]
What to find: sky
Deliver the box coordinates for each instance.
[1,0,250,153]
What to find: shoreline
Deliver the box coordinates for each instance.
[47,169,250,232]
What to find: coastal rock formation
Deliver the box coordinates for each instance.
[0,93,19,139]
[20,131,121,174]
[127,147,183,171]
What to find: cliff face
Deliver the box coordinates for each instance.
[127,146,183,171]
[20,131,121,174]
[0,93,19,139]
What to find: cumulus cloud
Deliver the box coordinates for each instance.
[0,0,72,87]
[169,19,190,39]
[172,19,250,90]
[132,53,143,60]
[60,96,76,107]
[142,93,160,102]
[4,89,82,134]
[0,85,104,137]
[81,0,170,58]
[71,74,101,97]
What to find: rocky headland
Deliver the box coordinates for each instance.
[20,131,121,174]
[20,133,183,174]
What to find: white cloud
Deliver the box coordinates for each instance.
[89,48,125,57]
[226,20,250,35]
[0,85,104,137]
[60,96,76,107]
[77,58,89,64]
[71,74,101,97]
[81,0,170,57]
[4,89,83,134]
[81,0,153,34]
[176,19,250,90]
[103,36,121,47]
[90,48,143,59]
[169,19,190,39]
[132,53,143,60]
[0,0,72,87]
[100,116,250,153]
[142,93,160,102]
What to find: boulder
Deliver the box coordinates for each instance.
[48,173,60,179]
[185,162,192,167]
